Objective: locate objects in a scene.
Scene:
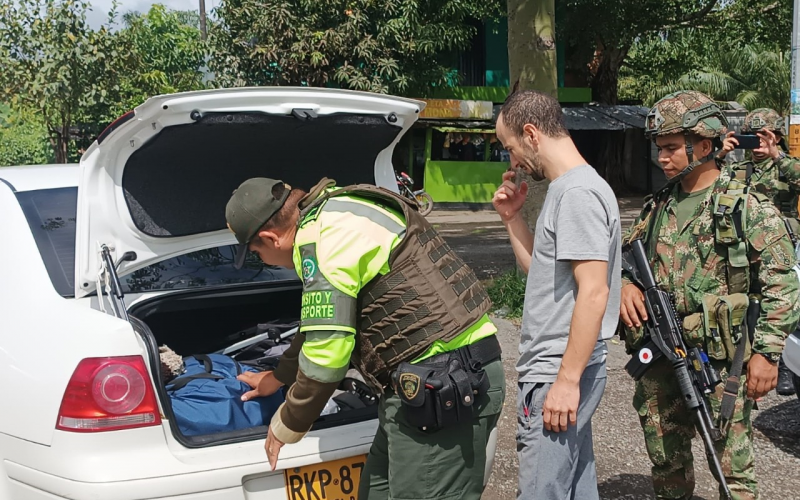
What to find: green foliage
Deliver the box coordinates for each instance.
[486,269,526,319]
[76,4,208,144]
[619,31,710,104]
[0,107,54,166]
[561,0,723,103]
[617,1,793,106]
[209,0,503,95]
[114,5,207,114]
[649,45,790,113]
[0,1,208,163]
[0,0,127,163]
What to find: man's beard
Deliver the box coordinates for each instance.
[520,145,546,181]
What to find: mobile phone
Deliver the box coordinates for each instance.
[732,134,761,150]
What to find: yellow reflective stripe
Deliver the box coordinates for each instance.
[413,314,498,363]
[299,324,357,334]
[324,198,405,236]
[301,334,355,369]
[314,215,403,296]
[294,192,406,300]
[299,351,350,383]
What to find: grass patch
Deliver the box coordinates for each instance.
[485,269,526,319]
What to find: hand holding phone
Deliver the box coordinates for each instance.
[731,134,761,150]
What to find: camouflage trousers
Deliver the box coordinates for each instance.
[633,358,757,500]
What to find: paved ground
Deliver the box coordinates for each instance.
[428,197,643,280]
[429,201,800,500]
[481,318,800,500]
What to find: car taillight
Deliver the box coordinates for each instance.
[56,356,161,432]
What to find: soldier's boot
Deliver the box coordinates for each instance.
[776,356,794,396]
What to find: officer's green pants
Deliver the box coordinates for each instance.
[633,358,756,500]
[358,357,505,500]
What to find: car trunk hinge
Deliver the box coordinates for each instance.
[98,244,130,322]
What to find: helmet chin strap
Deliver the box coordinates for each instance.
[667,133,718,186]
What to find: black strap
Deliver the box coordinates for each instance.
[167,372,224,391]
[332,391,367,411]
[719,336,747,433]
[424,335,502,368]
[643,191,669,261]
[166,354,244,391]
[193,354,214,374]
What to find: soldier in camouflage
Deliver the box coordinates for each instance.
[720,108,800,395]
[620,91,800,500]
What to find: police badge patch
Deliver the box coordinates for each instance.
[399,373,421,400]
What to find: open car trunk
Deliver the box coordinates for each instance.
[128,282,379,448]
[78,88,423,448]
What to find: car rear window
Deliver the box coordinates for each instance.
[16,187,298,297]
[16,187,79,296]
[121,246,299,293]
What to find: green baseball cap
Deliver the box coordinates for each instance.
[225,177,291,269]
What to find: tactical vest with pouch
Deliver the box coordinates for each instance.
[627,173,758,364]
[732,159,800,241]
[299,183,492,391]
[627,171,762,430]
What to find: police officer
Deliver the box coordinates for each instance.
[224,177,505,500]
[620,91,800,500]
[720,108,800,395]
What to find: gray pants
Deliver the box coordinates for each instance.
[517,361,607,500]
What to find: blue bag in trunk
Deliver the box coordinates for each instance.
[167,354,284,436]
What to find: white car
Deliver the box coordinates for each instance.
[0,88,425,500]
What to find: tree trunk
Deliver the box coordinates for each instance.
[55,125,69,164]
[506,0,557,234]
[589,43,628,194]
[597,132,626,193]
[590,43,627,105]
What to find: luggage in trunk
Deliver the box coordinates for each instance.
[128,284,378,447]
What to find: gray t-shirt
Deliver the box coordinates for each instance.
[518,165,621,383]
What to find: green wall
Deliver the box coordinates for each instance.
[485,19,510,87]
[424,160,510,203]
[430,86,591,103]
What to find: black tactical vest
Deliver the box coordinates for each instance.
[300,183,492,391]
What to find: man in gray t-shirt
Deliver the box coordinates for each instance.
[519,164,621,382]
[493,90,621,500]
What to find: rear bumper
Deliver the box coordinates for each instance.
[1,419,376,500]
[784,331,800,377]
[5,461,250,500]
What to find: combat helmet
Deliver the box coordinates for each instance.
[742,108,784,135]
[645,90,728,183]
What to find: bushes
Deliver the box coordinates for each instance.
[486,269,526,319]
[0,114,54,166]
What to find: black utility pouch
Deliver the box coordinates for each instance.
[393,357,488,431]
[392,362,439,429]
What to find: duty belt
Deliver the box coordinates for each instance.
[421,334,502,371]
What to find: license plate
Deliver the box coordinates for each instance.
[284,455,366,500]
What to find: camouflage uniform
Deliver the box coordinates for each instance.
[730,109,800,228]
[623,92,800,500]
[729,109,800,396]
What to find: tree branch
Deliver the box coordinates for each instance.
[665,0,778,30]
[661,0,720,30]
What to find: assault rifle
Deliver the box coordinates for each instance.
[622,239,732,500]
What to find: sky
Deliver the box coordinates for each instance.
[86,0,218,28]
